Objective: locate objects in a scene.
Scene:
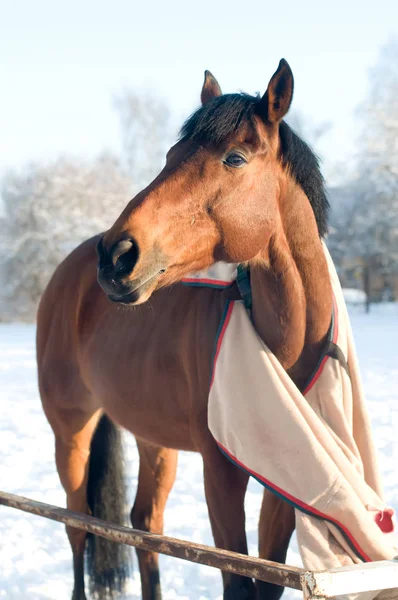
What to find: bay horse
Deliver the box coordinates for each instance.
[36,59,332,600]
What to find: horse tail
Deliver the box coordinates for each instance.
[86,414,131,599]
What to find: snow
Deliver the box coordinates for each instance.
[1,305,398,599]
[343,287,367,304]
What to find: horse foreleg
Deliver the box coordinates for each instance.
[256,490,295,600]
[51,407,101,600]
[131,441,178,600]
[202,442,256,600]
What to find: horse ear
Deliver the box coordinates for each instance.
[201,70,222,105]
[257,59,294,123]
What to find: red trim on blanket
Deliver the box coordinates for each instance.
[181,277,233,287]
[209,301,235,390]
[217,441,372,563]
[303,294,339,396]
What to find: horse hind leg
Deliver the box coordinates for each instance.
[45,402,131,600]
[131,441,178,600]
[47,405,102,600]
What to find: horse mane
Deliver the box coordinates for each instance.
[180,93,329,238]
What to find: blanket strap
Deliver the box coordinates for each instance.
[325,341,350,376]
[236,265,252,312]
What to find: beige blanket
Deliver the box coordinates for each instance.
[185,248,398,599]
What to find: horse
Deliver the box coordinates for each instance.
[36,58,332,600]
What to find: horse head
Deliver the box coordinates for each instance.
[97,60,326,306]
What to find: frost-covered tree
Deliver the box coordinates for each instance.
[113,90,176,189]
[359,39,398,187]
[352,38,398,260]
[327,38,398,308]
[0,154,132,321]
[0,88,177,322]
[285,110,332,154]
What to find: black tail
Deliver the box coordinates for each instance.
[86,414,132,599]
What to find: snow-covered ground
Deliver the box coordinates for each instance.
[1,304,398,599]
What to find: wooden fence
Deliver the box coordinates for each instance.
[1,490,397,599]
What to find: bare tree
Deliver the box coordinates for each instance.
[0,154,132,321]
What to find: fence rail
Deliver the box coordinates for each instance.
[1,490,398,599]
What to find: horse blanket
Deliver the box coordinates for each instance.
[183,246,398,600]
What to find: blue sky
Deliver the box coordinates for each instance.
[1,0,397,182]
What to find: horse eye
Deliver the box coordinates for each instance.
[223,153,247,168]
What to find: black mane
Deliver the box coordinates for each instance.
[180,93,329,237]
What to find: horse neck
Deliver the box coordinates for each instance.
[249,179,332,389]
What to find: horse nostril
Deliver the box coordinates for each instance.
[111,239,139,276]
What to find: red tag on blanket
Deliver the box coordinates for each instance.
[375,508,396,534]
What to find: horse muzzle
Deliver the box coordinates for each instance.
[96,235,167,305]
